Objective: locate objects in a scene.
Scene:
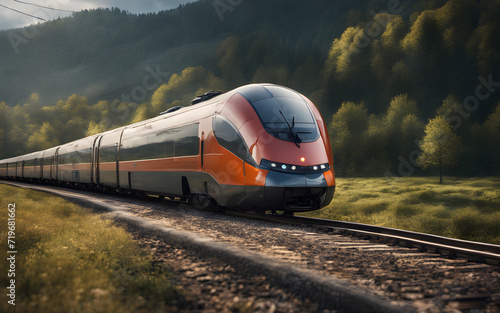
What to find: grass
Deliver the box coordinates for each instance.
[0,184,181,313]
[301,177,500,245]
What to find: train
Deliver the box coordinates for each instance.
[0,84,335,213]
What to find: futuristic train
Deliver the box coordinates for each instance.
[0,84,335,213]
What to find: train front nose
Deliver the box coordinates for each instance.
[219,83,335,212]
[264,171,334,211]
[243,158,335,212]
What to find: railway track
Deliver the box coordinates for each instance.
[2,180,500,312]
[226,212,500,266]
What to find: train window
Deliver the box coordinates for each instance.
[124,124,199,161]
[252,97,314,124]
[70,153,75,164]
[25,159,35,167]
[237,85,272,103]
[165,136,175,158]
[58,150,88,164]
[100,145,117,163]
[174,124,199,157]
[251,97,319,143]
[132,136,149,160]
[69,153,75,164]
[65,152,74,164]
[58,154,66,164]
[132,133,163,160]
[264,85,300,99]
[213,116,256,165]
[147,132,167,159]
[120,138,134,161]
[83,148,92,163]
[74,148,91,163]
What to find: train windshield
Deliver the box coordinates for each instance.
[251,96,319,143]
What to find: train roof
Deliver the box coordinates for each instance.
[234,84,305,104]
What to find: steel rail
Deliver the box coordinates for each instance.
[225,211,500,266]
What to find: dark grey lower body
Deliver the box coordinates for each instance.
[112,170,334,212]
[242,171,335,212]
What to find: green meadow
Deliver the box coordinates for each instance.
[301,177,500,245]
[0,184,180,313]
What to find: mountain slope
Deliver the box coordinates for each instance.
[0,0,353,105]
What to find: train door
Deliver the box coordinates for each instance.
[198,118,213,196]
[35,156,42,180]
[49,156,53,180]
[38,158,42,179]
[90,135,100,187]
[201,131,205,170]
[93,135,103,188]
[54,147,59,183]
[116,128,126,190]
[98,129,124,189]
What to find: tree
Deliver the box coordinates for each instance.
[216,36,245,86]
[482,103,500,174]
[329,101,369,176]
[400,114,425,158]
[384,94,419,127]
[149,66,223,119]
[417,116,461,183]
[0,101,9,158]
[382,94,420,160]
[27,122,59,151]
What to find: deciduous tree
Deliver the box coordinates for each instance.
[329,101,369,176]
[417,116,461,183]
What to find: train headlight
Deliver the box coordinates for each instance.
[300,157,305,162]
[260,159,328,173]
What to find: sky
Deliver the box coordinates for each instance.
[0,0,197,31]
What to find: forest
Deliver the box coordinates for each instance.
[0,0,499,177]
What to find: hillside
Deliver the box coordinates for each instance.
[0,0,499,176]
[0,0,352,105]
